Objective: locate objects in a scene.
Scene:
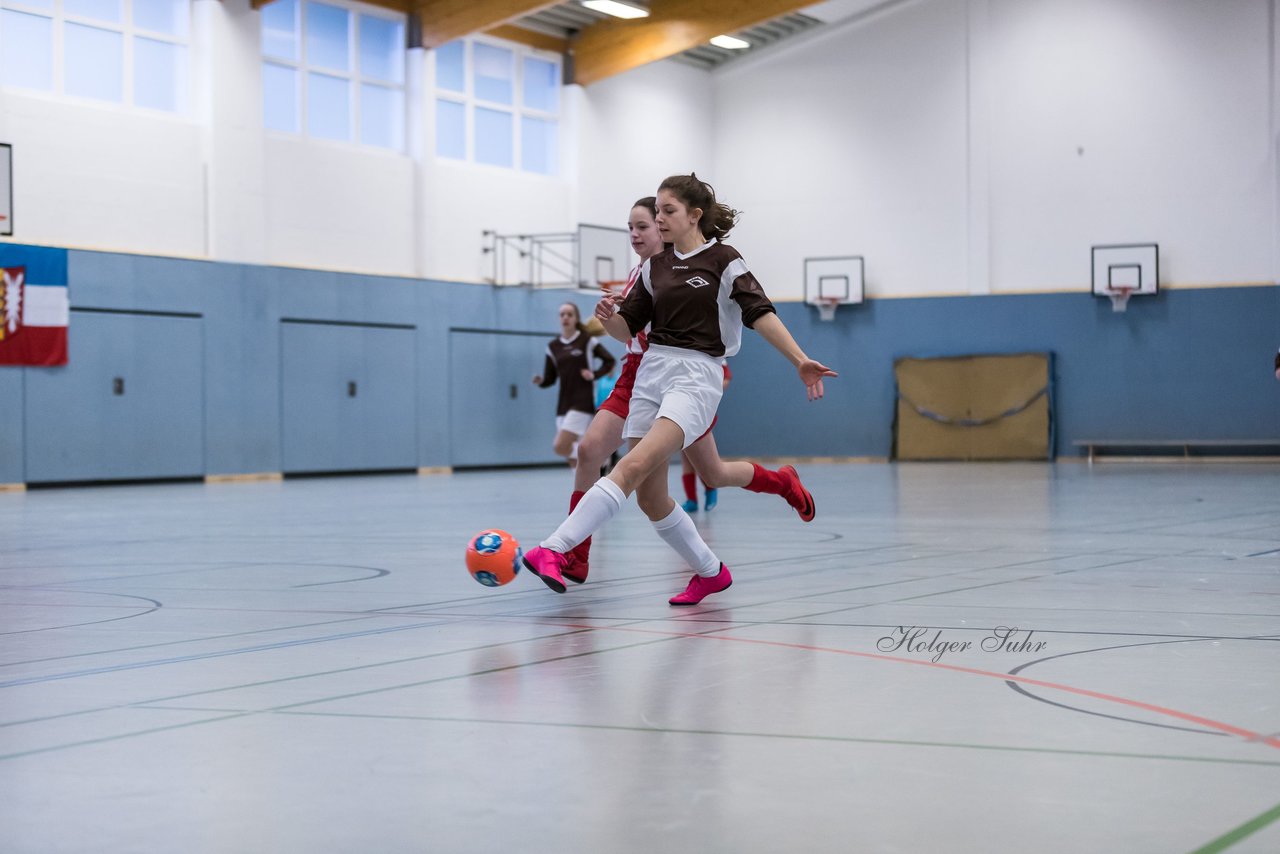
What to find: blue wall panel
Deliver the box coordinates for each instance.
[280,321,417,473]
[24,311,204,482]
[0,370,21,483]
[448,330,561,467]
[714,288,1280,459]
[2,242,1273,482]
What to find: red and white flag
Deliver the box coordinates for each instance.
[0,265,68,366]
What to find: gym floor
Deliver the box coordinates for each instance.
[2,462,1278,853]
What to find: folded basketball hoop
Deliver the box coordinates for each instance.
[816,297,841,322]
[1107,286,1133,313]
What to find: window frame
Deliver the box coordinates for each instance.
[260,0,408,152]
[434,34,562,177]
[0,0,192,115]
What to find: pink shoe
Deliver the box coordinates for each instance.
[669,564,732,605]
[779,465,815,522]
[563,550,589,585]
[522,546,568,594]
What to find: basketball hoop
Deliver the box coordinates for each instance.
[1107,287,1133,313]
[598,279,627,296]
[815,297,841,322]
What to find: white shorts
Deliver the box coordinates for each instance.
[556,409,593,436]
[624,344,723,449]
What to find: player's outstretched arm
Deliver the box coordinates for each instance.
[752,312,838,401]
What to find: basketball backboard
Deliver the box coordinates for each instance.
[0,144,11,236]
[1091,243,1158,309]
[577,223,631,291]
[804,256,864,320]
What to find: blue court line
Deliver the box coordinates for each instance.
[0,617,458,689]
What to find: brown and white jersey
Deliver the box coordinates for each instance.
[620,264,648,356]
[539,331,616,416]
[618,239,775,359]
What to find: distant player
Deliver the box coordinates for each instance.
[532,303,615,467]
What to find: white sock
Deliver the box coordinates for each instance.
[652,503,720,577]
[542,478,625,553]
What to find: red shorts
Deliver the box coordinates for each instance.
[598,352,643,418]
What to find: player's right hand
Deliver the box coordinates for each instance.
[595,294,619,321]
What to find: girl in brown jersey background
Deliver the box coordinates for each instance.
[524,173,836,605]
[532,302,615,468]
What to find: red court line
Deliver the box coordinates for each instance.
[565,622,1280,750]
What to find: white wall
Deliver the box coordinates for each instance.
[1,0,1275,296]
[0,92,206,257]
[984,0,1275,292]
[263,137,416,274]
[715,0,970,301]
[713,0,1279,301]
[574,58,716,229]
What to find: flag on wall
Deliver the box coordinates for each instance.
[0,245,68,366]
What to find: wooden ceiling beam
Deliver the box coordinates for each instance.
[416,0,562,49]
[570,0,817,86]
[251,0,412,18]
[481,24,569,55]
[355,0,413,14]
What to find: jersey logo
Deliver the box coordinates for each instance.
[685,276,711,288]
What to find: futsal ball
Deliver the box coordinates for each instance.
[465,530,522,587]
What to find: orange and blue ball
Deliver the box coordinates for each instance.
[465,530,522,587]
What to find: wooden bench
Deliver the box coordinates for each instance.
[1073,439,1280,463]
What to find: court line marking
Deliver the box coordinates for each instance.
[1187,799,1280,854]
[0,617,460,690]
[263,709,1280,769]
[554,622,1280,749]
[5,618,1279,777]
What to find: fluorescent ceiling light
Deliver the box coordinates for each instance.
[582,0,649,19]
[710,34,750,49]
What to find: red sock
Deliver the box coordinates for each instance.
[745,463,787,496]
[682,473,697,502]
[569,491,591,557]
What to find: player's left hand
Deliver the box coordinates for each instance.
[798,359,838,401]
[580,368,595,381]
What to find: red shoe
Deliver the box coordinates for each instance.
[522,546,568,594]
[669,564,732,605]
[564,549,589,585]
[779,465,815,522]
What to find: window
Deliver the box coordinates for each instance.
[0,0,190,113]
[434,38,561,176]
[261,0,406,151]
